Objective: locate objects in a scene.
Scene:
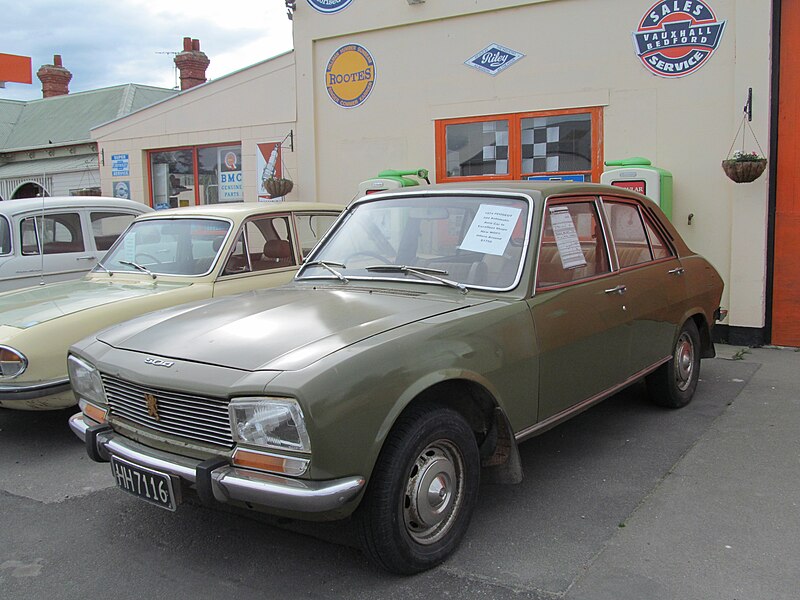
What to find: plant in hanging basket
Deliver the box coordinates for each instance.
[263,177,294,197]
[722,151,767,183]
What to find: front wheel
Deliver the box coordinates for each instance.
[357,404,480,574]
[646,319,701,408]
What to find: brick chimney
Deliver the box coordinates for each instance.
[174,37,210,90]
[37,55,72,98]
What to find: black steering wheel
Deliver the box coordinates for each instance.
[345,251,390,264]
[135,253,162,265]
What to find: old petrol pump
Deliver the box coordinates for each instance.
[601,157,673,220]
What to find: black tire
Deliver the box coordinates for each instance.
[646,319,701,408]
[357,404,480,574]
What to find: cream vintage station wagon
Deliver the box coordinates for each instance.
[0,202,340,410]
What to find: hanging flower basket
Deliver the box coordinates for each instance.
[721,156,767,184]
[264,177,294,197]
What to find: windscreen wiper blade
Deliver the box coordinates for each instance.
[365,264,467,294]
[119,260,156,279]
[301,260,348,283]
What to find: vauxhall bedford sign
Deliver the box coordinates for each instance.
[633,0,726,78]
[307,0,353,14]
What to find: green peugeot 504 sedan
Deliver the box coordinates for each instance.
[0,202,340,410]
[68,182,723,573]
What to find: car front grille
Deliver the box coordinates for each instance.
[102,374,234,449]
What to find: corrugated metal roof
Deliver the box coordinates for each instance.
[0,84,176,151]
[0,154,98,178]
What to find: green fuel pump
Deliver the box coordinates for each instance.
[358,169,430,196]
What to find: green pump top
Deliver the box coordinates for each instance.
[375,169,431,187]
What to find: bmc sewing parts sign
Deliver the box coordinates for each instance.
[465,44,524,76]
[633,1,726,78]
[325,44,376,108]
[307,0,353,14]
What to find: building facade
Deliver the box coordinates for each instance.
[91,1,795,347]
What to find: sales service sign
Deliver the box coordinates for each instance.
[633,1,726,78]
[307,0,353,14]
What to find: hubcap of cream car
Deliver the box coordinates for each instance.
[403,440,464,545]
[675,332,695,392]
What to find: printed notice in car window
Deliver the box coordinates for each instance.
[459,205,522,256]
[549,206,587,269]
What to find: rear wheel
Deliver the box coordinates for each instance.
[647,319,701,408]
[357,404,480,574]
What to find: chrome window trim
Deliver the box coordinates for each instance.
[298,190,536,294]
[0,214,12,256]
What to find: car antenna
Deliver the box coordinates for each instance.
[38,170,46,286]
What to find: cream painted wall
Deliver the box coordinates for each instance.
[93,52,299,206]
[293,0,771,330]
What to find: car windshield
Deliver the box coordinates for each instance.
[299,194,530,290]
[98,218,231,276]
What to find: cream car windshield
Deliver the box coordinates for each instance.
[98,218,230,276]
[299,195,530,290]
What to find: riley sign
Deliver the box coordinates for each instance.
[465,44,524,76]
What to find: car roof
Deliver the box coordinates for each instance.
[134,201,343,221]
[354,180,650,203]
[0,196,150,215]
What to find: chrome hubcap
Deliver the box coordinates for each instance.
[403,441,464,545]
[674,332,695,391]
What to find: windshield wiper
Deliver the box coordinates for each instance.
[94,262,113,276]
[365,265,468,294]
[119,260,156,279]
[302,260,348,283]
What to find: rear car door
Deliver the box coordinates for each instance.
[529,197,630,421]
[601,198,683,375]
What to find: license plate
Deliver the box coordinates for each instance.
[110,456,178,511]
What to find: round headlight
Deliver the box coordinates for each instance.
[0,346,28,379]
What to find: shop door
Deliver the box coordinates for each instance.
[773,1,800,346]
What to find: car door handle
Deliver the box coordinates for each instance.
[668,267,685,275]
[604,284,627,295]
[76,256,97,261]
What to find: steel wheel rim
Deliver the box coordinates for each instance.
[402,439,465,545]
[674,332,695,392]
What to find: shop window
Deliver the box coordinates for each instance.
[148,143,242,209]
[436,108,602,183]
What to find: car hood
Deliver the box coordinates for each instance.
[0,278,191,330]
[97,286,487,372]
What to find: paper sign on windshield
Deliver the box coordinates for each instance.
[459,205,522,256]
[549,206,587,269]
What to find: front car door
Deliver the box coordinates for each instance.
[529,196,630,421]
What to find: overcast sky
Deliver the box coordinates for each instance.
[1,0,294,101]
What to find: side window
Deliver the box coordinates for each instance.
[0,216,11,255]
[602,202,653,268]
[91,212,137,251]
[643,215,673,260]
[537,200,610,288]
[20,213,85,255]
[294,213,339,259]
[222,216,296,275]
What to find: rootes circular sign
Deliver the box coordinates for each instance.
[325,44,376,108]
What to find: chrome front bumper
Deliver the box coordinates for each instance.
[69,412,365,514]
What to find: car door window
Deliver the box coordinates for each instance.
[20,213,85,255]
[222,216,296,275]
[91,212,137,251]
[643,216,673,260]
[0,216,11,255]
[602,201,653,268]
[536,200,610,288]
[294,213,339,259]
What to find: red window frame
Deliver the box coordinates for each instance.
[435,107,604,184]
[146,142,241,208]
